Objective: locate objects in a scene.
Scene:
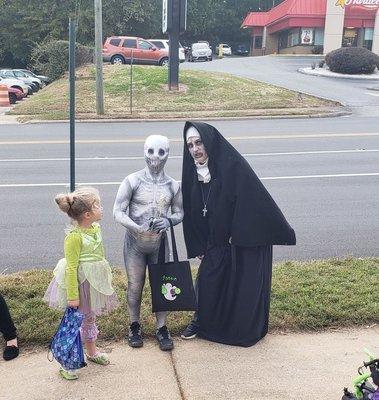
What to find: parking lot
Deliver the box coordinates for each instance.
[0,68,49,106]
[183,55,379,115]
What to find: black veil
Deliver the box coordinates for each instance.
[181,121,295,257]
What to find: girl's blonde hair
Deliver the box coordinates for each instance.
[55,186,100,221]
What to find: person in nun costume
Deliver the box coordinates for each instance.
[180,121,296,347]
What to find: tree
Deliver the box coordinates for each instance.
[0,0,285,67]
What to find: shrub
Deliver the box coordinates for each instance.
[30,40,94,82]
[312,45,324,55]
[325,47,379,75]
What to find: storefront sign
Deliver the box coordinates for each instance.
[301,29,313,44]
[336,0,379,9]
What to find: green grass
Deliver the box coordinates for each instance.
[10,64,338,121]
[0,258,377,347]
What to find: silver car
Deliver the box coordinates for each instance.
[188,43,212,62]
[0,76,30,96]
[0,69,42,91]
[18,69,50,86]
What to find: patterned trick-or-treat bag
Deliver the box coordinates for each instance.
[48,307,87,371]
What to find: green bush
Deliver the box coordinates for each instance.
[30,40,94,82]
[325,47,379,75]
[312,45,324,55]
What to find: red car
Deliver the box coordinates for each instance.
[103,36,169,67]
[8,87,25,104]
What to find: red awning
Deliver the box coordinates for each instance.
[345,4,378,17]
[242,12,269,27]
[242,0,326,28]
[242,0,377,32]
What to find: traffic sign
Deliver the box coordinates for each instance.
[162,0,187,34]
[162,0,168,33]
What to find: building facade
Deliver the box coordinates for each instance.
[242,0,379,56]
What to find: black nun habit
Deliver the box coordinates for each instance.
[182,121,296,347]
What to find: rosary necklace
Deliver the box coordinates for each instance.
[200,183,212,217]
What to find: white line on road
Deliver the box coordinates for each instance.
[1,132,379,146]
[0,149,378,163]
[1,173,378,188]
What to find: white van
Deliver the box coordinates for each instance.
[148,39,186,62]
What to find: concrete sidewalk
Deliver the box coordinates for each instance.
[0,107,18,124]
[1,326,378,400]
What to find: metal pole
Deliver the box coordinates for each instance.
[94,0,104,115]
[130,50,133,114]
[168,0,180,91]
[69,18,76,192]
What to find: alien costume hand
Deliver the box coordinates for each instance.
[151,218,170,233]
[136,221,149,233]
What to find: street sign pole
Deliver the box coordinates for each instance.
[69,17,76,192]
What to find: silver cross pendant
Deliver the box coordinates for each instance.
[202,207,208,217]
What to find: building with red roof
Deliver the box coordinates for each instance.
[242,0,379,56]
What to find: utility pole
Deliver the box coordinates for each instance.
[69,17,76,192]
[94,0,104,114]
[163,0,187,91]
[168,0,180,90]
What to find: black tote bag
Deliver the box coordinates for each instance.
[148,219,197,313]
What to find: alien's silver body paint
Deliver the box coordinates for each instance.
[113,135,183,328]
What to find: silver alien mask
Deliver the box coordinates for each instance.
[144,135,170,175]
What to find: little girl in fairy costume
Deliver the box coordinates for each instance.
[44,187,119,380]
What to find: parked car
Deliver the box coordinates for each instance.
[11,69,43,89]
[8,87,25,104]
[188,42,213,62]
[17,69,50,86]
[233,44,250,56]
[197,41,212,51]
[103,36,169,66]
[0,69,41,92]
[0,76,29,96]
[148,39,185,62]
[215,44,232,56]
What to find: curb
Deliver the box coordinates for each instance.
[17,109,350,125]
[298,68,379,81]
[269,54,323,57]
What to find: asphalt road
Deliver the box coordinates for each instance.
[183,55,379,115]
[0,116,378,272]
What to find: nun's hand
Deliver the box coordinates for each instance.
[152,218,170,233]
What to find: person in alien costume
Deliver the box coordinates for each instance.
[113,135,183,351]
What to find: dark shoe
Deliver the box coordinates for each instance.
[156,326,174,351]
[181,322,198,340]
[3,345,19,361]
[127,322,143,348]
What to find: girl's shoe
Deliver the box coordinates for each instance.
[59,367,78,380]
[87,352,110,366]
